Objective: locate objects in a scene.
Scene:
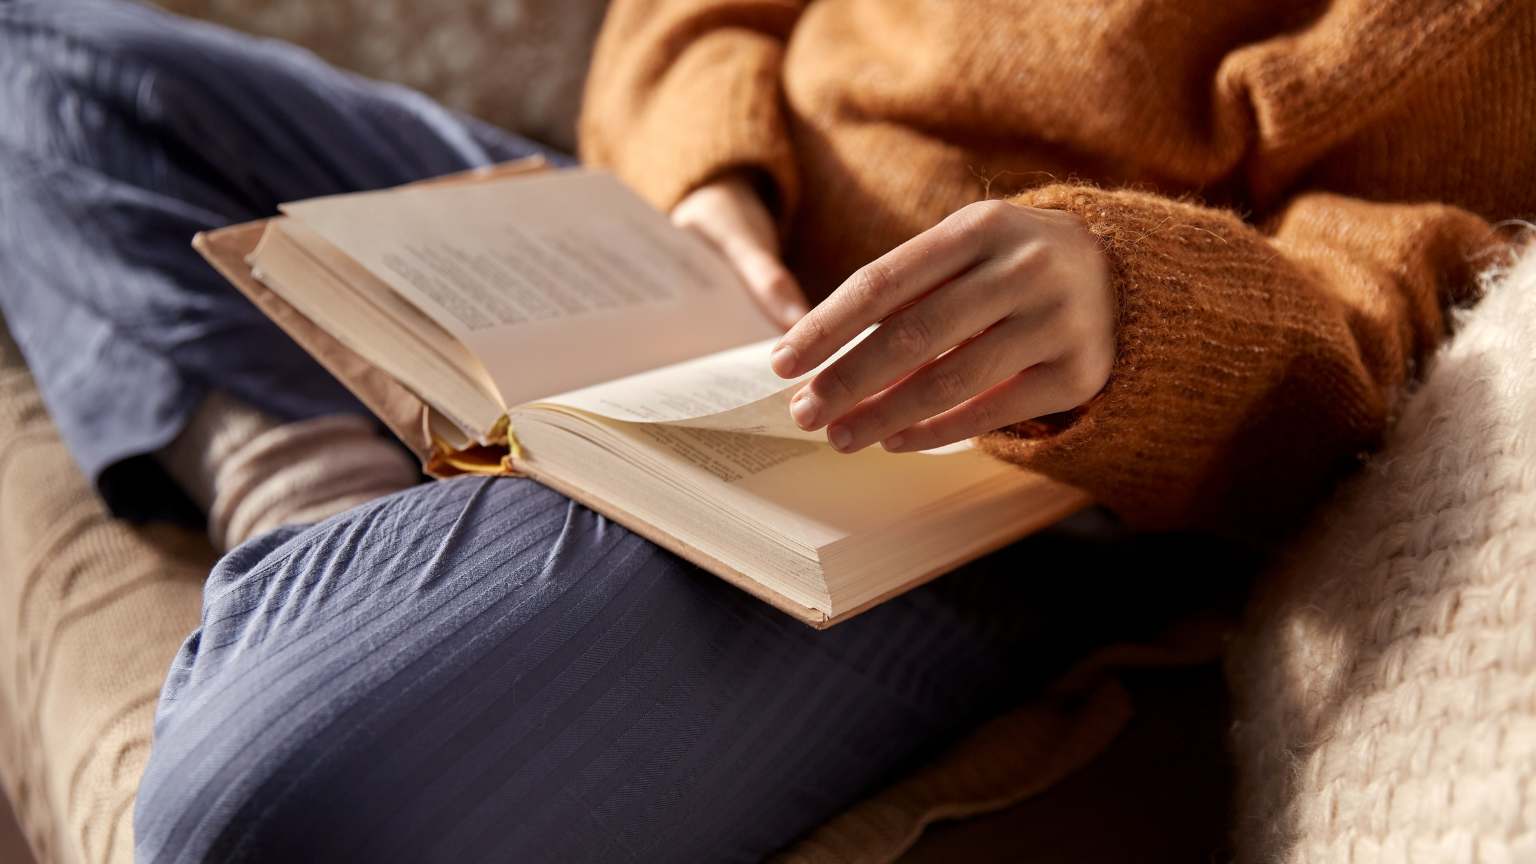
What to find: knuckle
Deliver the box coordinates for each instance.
[1013,239,1053,273]
[959,199,1015,232]
[850,260,894,303]
[854,407,886,437]
[927,366,971,404]
[797,312,830,345]
[966,398,1001,433]
[816,362,857,400]
[1036,287,1078,331]
[765,273,796,301]
[886,312,934,358]
[669,200,700,227]
[1048,300,1088,342]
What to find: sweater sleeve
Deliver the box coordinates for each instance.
[577,0,806,218]
[979,185,1497,536]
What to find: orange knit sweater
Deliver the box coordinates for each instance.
[579,0,1536,535]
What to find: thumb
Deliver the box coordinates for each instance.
[719,237,810,330]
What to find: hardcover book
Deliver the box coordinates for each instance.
[193,159,1088,627]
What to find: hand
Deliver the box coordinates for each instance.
[768,200,1114,453]
[672,173,809,330]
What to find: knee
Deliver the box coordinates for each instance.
[0,2,157,148]
[133,708,287,863]
[128,481,570,862]
[132,642,328,863]
[132,478,731,862]
[131,524,366,863]
[0,0,230,127]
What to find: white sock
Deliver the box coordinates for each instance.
[157,391,418,550]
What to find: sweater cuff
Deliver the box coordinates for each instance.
[976,184,1381,534]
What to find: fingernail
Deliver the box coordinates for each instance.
[770,344,798,377]
[828,424,852,451]
[882,433,905,451]
[790,391,821,429]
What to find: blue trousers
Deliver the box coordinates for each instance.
[0,3,1206,861]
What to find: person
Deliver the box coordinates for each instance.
[0,0,1527,861]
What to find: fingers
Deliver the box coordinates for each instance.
[771,199,1115,453]
[678,221,808,330]
[880,361,1093,453]
[719,235,809,330]
[787,260,1024,431]
[817,314,1054,451]
[770,202,1009,378]
[672,175,808,330]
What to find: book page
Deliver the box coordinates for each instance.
[532,339,815,440]
[631,425,823,482]
[280,170,779,409]
[269,220,501,405]
[246,223,507,439]
[528,328,969,452]
[532,323,887,435]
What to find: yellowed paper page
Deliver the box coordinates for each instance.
[532,339,815,440]
[630,424,823,482]
[723,437,1020,547]
[530,329,970,452]
[270,219,501,405]
[247,224,505,439]
[280,170,779,409]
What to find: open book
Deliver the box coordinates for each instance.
[194,159,1088,626]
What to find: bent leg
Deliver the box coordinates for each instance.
[0,0,563,519]
[134,478,1143,863]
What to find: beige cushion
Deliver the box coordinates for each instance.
[1229,247,1536,862]
[0,326,210,864]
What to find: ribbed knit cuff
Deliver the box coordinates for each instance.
[206,414,420,551]
[157,391,419,550]
[978,184,1385,534]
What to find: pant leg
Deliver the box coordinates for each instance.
[133,478,1213,864]
[0,0,566,520]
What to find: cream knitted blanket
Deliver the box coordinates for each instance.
[1229,245,1536,863]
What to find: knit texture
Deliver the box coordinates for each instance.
[157,391,419,551]
[0,325,208,864]
[1227,244,1536,863]
[580,0,1536,533]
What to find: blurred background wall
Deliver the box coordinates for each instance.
[151,0,611,150]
